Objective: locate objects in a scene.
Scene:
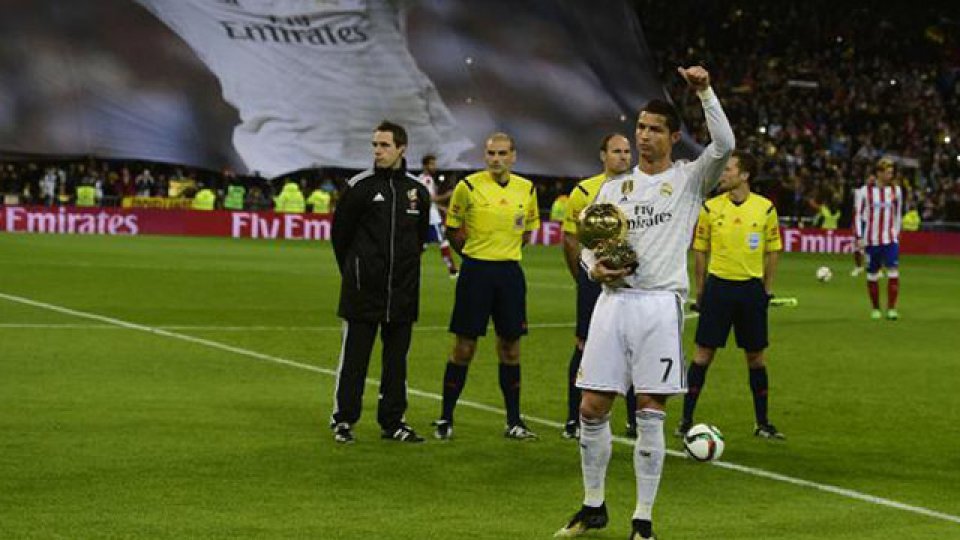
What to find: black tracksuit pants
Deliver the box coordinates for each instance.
[332,319,412,432]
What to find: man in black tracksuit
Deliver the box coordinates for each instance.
[330,120,431,444]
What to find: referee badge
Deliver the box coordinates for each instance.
[514,213,524,230]
[659,182,674,197]
[748,232,761,250]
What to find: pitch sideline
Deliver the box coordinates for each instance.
[1,290,957,527]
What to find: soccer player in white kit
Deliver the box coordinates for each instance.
[135,0,473,177]
[556,66,734,540]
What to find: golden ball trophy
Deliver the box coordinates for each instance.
[577,203,638,272]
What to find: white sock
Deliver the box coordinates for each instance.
[579,413,611,507]
[633,408,666,521]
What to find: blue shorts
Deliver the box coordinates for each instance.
[449,256,527,340]
[695,276,769,352]
[426,224,444,244]
[576,266,602,339]
[865,243,899,273]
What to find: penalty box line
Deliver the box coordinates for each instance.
[0,291,957,527]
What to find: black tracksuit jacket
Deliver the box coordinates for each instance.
[331,162,430,323]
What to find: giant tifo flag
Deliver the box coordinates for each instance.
[0,0,679,178]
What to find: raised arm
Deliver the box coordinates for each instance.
[679,66,735,195]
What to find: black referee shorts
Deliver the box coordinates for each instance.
[695,275,769,352]
[576,266,602,339]
[449,256,527,340]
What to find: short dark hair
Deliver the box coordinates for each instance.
[639,99,681,132]
[422,154,436,167]
[732,150,758,182]
[376,120,407,148]
[600,133,628,152]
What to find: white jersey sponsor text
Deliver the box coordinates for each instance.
[136,0,472,177]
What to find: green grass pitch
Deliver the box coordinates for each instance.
[1,233,958,539]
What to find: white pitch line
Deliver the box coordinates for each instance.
[0,291,956,526]
[0,323,119,329]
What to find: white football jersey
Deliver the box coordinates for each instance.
[582,90,734,299]
[136,0,472,177]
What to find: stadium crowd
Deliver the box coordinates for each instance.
[0,159,343,212]
[0,1,958,227]
[645,0,960,228]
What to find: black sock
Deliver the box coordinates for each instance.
[441,361,468,422]
[633,519,653,538]
[499,363,522,426]
[625,386,637,427]
[682,363,709,424]
[749,366,769,425]
[566,347,582,423]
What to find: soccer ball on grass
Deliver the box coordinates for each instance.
[815,266,833,282]
[683,424,725,462]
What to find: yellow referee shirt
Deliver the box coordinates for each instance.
[446,171,540,261]
[562,173,606,235]
[692,193,782,280]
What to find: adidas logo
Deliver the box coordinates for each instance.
[373,193,385,202]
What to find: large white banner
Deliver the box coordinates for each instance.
[0,0,676,178]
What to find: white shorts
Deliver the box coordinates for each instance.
[577,288,687,396]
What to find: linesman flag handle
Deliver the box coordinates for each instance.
[688,296,797,312]
[770,297,798,307]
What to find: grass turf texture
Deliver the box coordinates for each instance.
[1,234,958,539]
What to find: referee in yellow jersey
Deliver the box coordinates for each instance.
[560,133,638,440]
[678,150,786,440]
[432,132,541,440]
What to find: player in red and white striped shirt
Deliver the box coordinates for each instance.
[852,158,902,320]
[417,155,459,278]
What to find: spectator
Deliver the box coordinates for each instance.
[274,180,305,213]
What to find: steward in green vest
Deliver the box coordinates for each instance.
[816,204,841,229]
[275,182,306,213]
[902,209,921,231]
[307,189,332,214]
[193,188,216,211]
[223,184,246,210]
[550,194,568,222]
[76,185,97,207]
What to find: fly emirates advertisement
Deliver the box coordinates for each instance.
[1,206,957,255]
